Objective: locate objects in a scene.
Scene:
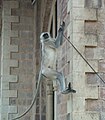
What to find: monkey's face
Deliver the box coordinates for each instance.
[40,32,51,43]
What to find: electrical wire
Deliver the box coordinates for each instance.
[63,34,105,85]
[11,70,42,120]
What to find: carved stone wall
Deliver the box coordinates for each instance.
[1,0,105,120]
[0,0,35,119]
[56,0,105,120]
[1,1,19,119]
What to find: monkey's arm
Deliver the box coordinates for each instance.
[55,21,65,48]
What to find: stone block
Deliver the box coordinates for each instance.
[85,34,98,47]
[2,59,18,67]
[73,97,85,112]
[12,9,34,17]
[1,113,8,120]
[1,37,11,46]
[3,16,19,23]
[85,86,98,99]
[8,106,17,114]
[1,64,10,75]
[2,8,11,16]
[2,82,9,90]
[85,60,98,72]
[99,61,105,73]
[73,59,86,72]
[73,112,99,120]
[3,1,19,9]
[85,21,97,34]
[2,75,18,82]
[86,73,100,85]
[19,30,34,39]
[10,45,18,52]
[73,8,97,20]
[85,47,104,60]
[86,99,102,111]
[12,23,33,31]
[2,30,18,39]
[99,87,105,99]
[11,30,19,37]
[2,45,18,59]
[1,98,9,105]
[2,47,10,59]
[101,113,105,120]
[98,9,105,21]
[1,60,18,74]
[72,0,85,8]
[20,17,34,25]
[67,0,85,13]
[2,22,11,30]
[98,35,105,48]
[84,9,98,21]
[1,106,17,114]
[73,20,84,33]
[2,90,17,98]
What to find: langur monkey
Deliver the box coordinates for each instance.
[11,22,76,120]
[40,22,76,94]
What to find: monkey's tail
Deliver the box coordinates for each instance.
[11,70,42,120]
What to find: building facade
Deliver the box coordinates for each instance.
[0,0,105,120]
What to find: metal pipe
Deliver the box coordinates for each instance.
[32,0,37,5]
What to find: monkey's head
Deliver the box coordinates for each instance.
[40,32,51,43]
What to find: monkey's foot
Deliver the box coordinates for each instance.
[61,83,76,94]
[61,88,76,94]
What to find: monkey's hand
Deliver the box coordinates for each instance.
[58,21,65,32]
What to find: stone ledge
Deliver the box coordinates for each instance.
[2,75,18,82]
[1,106,17,114]
[2,90,17,98]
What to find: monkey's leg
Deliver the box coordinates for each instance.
[56,72,76,94]
[42,68,76,94]
[42,68,66,92]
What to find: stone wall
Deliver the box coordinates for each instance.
[0,0,35,119]
[1,0,105,120]
[56,0,105,120]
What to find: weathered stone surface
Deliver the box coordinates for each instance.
[86,86,98,99]
[73,8,97,20]
[85,0,102,8]
[73,112,99,120]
